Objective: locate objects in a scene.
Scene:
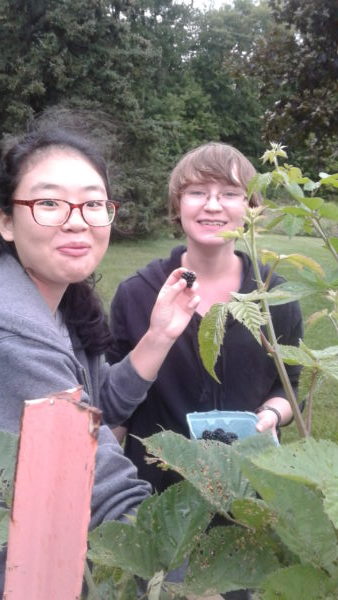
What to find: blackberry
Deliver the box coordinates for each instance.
[201,428,238,445]
[181,271,196,288]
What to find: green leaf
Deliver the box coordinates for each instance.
[318,202,338,221]
[319,173,338,188]
[198,303,229,382]
[263,214,286,231]
[232,287,299,306]
[217,229,243,240]
[261,564,336,600]
[227,300,268,345]
[247,438,338,530]
[300,197,324,210]
[88,480,212,579]
[286,167,303,182]
[304,180,321,192]
[185,525,281,595]
[141,431,261,516]
[281,206,310,216]
[240,456,338,571]
[285,182,304,200]
[278,253,324,276]
[281,214,305,236]
[0,508,9,551]
[0,430,18,507]
[276,344,314,367]
[274,280,327,302]
[231,497,275,530]
[247,172,272,197]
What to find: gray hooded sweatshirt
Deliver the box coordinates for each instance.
[0,253,152,592]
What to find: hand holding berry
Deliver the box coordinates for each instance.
[130,268,200,381]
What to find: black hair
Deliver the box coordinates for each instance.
[0,116,113,355]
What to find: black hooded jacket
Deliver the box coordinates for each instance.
[107,245,303,493]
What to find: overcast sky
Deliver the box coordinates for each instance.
[180,0,233,10]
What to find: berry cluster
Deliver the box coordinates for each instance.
[181,271,196,288]
[201,428,239,445]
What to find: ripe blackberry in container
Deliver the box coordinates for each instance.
[181,270,196,288]
[201,428,238,445]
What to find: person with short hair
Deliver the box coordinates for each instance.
[108,142,303,492]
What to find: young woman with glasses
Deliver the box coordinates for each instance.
[108,142,303,492]
[0,116,201,593]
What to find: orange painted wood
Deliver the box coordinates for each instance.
[4,387,101,600]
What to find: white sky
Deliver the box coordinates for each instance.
[180,0,233,10]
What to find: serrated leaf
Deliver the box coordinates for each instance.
[141,431,261,516]
[261,564,335,600]
[240,457,338,571]
[231,497,275,530]
[247,438,338,529]
[285,182,304,199]
[275,280,327,300]
[276,343,314,367]
[198,303,229,382]
[281,214,304,236]
[247,172,272,197]
[185,525,280,595]
[276,342,338,379]
[281,206,310,216]
[278,253,324,276]
[227,300,267,344]
[88,480,212,579]
[232,287,298,306]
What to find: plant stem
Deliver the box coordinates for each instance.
[244,216,309,438]
[305,370,319,432]
[311,217,338,264]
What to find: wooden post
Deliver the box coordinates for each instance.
[4,387,101,600]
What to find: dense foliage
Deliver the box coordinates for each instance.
[0,0,337,235]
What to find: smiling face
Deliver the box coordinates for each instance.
[178,180,247,248]
[0,148,111,308]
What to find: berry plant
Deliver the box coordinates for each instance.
[86,145,338,599]
[2,145,338,599]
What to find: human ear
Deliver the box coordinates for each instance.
[0,210,14,241]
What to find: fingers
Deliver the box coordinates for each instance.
[256,411,278,433]
[158,268,199,302]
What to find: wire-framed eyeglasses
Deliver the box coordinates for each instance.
[181,187,246,207]
[12,198,119,227]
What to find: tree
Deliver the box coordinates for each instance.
[188,0,274,163]
[250,0,338,174]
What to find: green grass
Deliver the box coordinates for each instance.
[96,234,338,444]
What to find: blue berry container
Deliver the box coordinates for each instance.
[186,409,258,440]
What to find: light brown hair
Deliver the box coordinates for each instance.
[169,142,261,219]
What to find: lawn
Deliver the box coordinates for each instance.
[97,233,338,444]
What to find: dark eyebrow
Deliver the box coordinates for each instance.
[30,182,107,194]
